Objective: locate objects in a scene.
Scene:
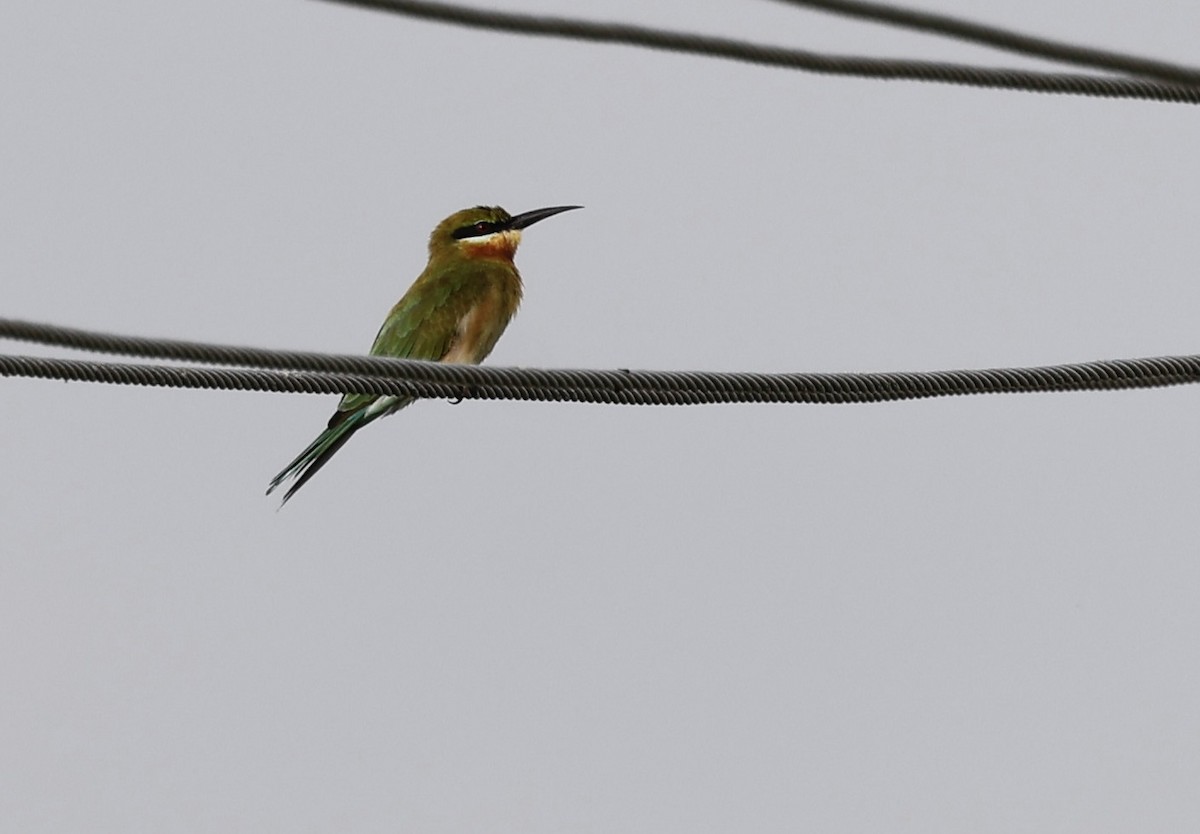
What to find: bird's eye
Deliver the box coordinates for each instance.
[452,220,500,240]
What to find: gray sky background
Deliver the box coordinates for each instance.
[3,1,1199,831]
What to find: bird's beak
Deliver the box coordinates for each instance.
[505,205,583,230]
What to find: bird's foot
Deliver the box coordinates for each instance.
[447,384,474,405]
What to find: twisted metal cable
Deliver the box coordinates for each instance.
[769,0,1200,88]
[2,319,1198,406]
[312,0,1200,104]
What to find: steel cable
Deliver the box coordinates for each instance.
[2,319,1198,406]
[768,0,1200,88]
[312,0,1200,104]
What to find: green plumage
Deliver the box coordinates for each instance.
[267,204,578,506]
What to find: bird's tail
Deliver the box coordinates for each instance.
[266,408,373,506]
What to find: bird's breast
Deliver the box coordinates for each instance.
[441,283,520,365]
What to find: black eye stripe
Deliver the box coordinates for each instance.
[452,221,500,240]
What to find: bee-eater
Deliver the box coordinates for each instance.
[267,204,581,505]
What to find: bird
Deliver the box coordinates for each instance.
[267,204,581,505]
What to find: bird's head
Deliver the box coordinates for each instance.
[430,205,581,261]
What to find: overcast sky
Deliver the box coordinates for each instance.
[3,1,1200,831]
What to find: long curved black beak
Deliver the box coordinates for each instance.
[506,205,582,230]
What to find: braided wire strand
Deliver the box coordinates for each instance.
[768,0,1200,88]
[2,320,1199,405]
[313,0,1200,104]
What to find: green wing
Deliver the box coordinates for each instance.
[337,266,480,414]
[268,259,515,504]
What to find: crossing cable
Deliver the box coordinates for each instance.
[767,0,1200,88]
[312,0,1200,104]
[2,318,1199,406]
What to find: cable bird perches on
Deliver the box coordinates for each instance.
[1,318,1198,406]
